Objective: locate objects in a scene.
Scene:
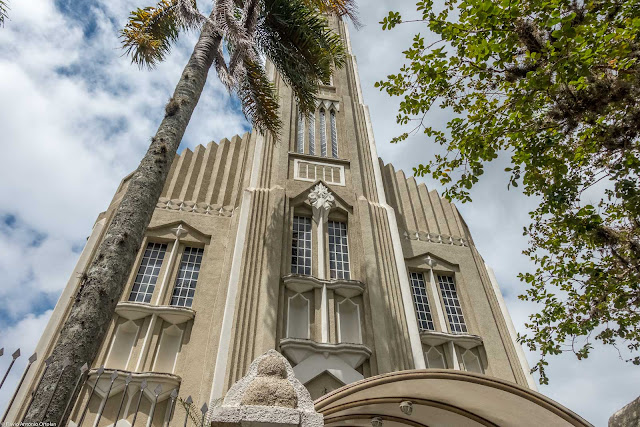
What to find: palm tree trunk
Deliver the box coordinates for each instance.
[23,16,222,425]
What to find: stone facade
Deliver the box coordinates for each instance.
[609,395,640,427]
[6,15,547,426]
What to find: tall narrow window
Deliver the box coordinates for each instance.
[287,293,310,339]
[438,275,468,333]
[296,110,305,154]
[292,216,312,275]
[409,272,435,331]
[328,221,350,279]
[319,108,327,157]
[461,347,484,373]
[425,345,447,369]
[337,298,361,343]
[330,110,338,158]
[170,247,204,307]
[307,112,316,155]
[128,242,167,303]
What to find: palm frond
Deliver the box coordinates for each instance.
[121,0,205,68]
[0,1,9,27]
[258,0,346,114]
[302,0,361,28]
[237,58,282,137]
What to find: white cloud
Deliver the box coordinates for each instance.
[351,2,640,426]
[0,0,638,426]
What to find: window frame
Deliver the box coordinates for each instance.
[408,271,436,331]
[127,241,169,304]
[437,274,469,334]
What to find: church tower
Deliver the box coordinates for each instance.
[6,15,591,427]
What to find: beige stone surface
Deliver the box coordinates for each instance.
[9,13,575,427]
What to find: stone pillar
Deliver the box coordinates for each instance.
[609,395,640,427]
[209,350,324,427]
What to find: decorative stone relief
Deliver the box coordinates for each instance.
[209,350,323,427]
[156,197,234,217]
[308,183,335,224]
[308,183,335,211]
[403,229,467,246]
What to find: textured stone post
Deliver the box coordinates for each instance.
[609,395,640,427]
[209,350,323,427]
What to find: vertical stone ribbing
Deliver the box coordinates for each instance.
[180,144,205,201]
[193,141,219,202]
[229,133,251,207]
[214,137,239,206]
[416,182,439,234]
[167,148,193,199]
[206,138,230,204]
[395,170,418,233]
[160,154,180,198]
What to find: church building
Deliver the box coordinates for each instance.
[6,15,591,427]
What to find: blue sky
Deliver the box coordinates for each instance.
[0,1,638,425]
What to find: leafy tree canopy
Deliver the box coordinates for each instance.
[121,0,356,136]
[378,0,640,383]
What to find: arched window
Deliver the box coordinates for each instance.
[308,112,316,155]
[461,347,484,373]
[425,345,447,369]
[337,298,361,343]
[297,110,305,154]
[319,108,327,157]
[330,110,338,158]
[287,293,310,339]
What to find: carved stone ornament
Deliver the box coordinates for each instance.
[308,183,335,211]
[209,350,324,427]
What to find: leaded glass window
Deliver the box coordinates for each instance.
[128,242,167,303]
[170,247,204,307]
[330,110,338,158]
[291,216,312,275]
[438,275,468,333]
[296,110,305,154]
[308,112,316,155]
[328,221,350,279]
[409,272,435,331]
[319,108,327,157]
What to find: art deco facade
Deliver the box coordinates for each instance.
[7,15,591,427]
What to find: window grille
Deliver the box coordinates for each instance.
[319,109,327,157]
[128,242,167,303]
[330,110,338,158]
[409,272,435,331]
[170,247,204,307]
[291,216,312,275]
[328,221,350,279]
[308,112,315,155]
[438,275,468,333]
[296,110,305,154]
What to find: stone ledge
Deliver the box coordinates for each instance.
[419,330,483,350]
[115,301,195,325]
[282,275,365,299]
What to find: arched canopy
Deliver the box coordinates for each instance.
[314,370,592,427]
